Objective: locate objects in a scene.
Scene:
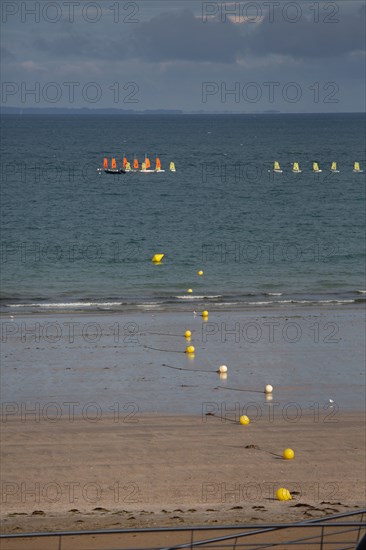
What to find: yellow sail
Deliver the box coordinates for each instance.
[125,162,131,171]
[313,162,321,173]
[292,162,301,173]
[141,162,146,171]
[169,162,176,172]
[274,161,281,171]
[353,162,363,173]
[331,161,337,171]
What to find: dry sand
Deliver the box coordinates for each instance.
[1,412,365,535]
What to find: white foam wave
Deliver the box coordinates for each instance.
[10,301,122,308]
[175,295,222,300]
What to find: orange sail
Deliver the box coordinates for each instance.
[111,158,117,169]
[123,157,128,168]
[133,158,139,170]
[155,157,161,170]
[145,157,151,169]
[103,157,108,169]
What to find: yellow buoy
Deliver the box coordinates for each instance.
[152,254,164,263]
[283,448,294,460]
[185,345,195,354]
[184,330,192,338]
[197,270,203,276]
[202,310,209,318]
[239,415,250,425]
[187,288,193,293]
[276,488,292,501]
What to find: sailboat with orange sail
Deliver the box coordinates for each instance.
[155,157,165,172]
[98,157,126,174]
[140,155,155,172]
[98,154,175,174]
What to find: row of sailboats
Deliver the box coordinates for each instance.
[99,157,176,174]
[271,161,363,174]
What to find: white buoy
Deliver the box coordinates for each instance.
[265,384,273,394]
[218,365,228,374]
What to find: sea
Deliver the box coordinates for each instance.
[1,113,365,315]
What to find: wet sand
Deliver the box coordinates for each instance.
[1,306,365,414]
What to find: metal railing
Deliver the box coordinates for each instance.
[0,508,365,550]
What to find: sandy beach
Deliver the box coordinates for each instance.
[1,307,365,538]
[1,412,365,534]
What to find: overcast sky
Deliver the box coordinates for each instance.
[1,0,365,112]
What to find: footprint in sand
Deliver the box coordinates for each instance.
[292,503,313,508]
[304,508,326,518]
[31,510,45,516]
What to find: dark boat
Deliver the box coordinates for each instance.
[99,156,126,174]
[104,168,126,174]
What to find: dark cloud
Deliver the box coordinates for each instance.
[27,5,365,65]
[248,4,365,59]
[128,5,365,64]
[1,46,16,60]
[129,9,247,63]
[31,30,132,60]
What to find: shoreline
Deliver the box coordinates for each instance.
[2,299,366,314]
[1,299,365,318]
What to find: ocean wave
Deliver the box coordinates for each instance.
[9,301,123,308]
[175,295,222,300]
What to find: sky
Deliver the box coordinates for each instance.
[1,0,365,112]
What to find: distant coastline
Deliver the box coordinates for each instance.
[1,107,364,115]
[4,106,363,116]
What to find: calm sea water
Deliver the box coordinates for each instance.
[1,113,365,314]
